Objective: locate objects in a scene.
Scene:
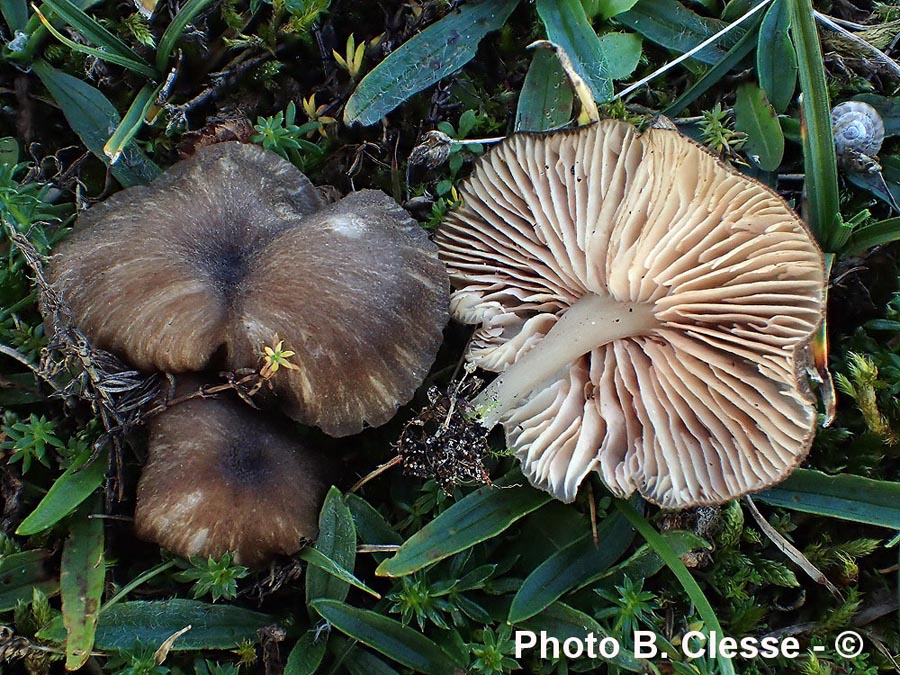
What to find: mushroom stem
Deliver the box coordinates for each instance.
[473,293,657,427]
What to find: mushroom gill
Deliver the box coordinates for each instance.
[436,119,826,509]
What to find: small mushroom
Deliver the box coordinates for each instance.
[436,120,826,508]
[135,393,333,566]
[48,142,449,436]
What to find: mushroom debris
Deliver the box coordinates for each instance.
[436,119,826,509]
[47,141,449,436]
[135,393,332,566]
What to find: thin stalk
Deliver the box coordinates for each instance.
[473,294,657,427]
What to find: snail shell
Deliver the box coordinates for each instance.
[832,101,885,160]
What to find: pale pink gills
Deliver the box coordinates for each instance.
[48,142,449,437]
[436,119,826,509]
[134,395,331,566]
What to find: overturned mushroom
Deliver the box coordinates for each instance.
[135,392,333,566]
[48,142,448,436]
[436,119,825,509]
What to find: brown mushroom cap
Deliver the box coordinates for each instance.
[48,142,449,436]
[134,394,332,566]
[436,120,825,509]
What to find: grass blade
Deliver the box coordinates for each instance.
[788,0,840,250]
[103,84,161,163]
[156,0,214,71]
[344,0,520,126]
[844,216,900,255]
[616,499,736,675]
[1,0,29,31]
[312,600,462,675]
[376,474,551,577]
[755,468,900,528]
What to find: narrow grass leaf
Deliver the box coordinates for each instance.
[508,509,634,623]
[1,0,28,31]
[757,0,796,113]
[298,547,380,599]
[39,599,274,649]
[734,81,784,170]
[103,84,161,163]
[616,499,735,675]
[518,602,643,672]
[343,0,520,126]
[284,630,328,675]
[156,0,214,71]
[32,60,160,186]
[755,468,900,528]
[0,549,58,611]
[16,449,107,536]
[844,216,900,255]
[594,531,710,590]
[376,476,551,577]
[536,0,614,102]
[307,487,356,608]
[788,0,840,250]
[617,0,743,65]
[664,16,761,117]
[852,94,900,136]
[515,48,573,132]
[312,600,462,675]
[41,0,152,70]
[60,499,105,670]
[346,493,402,563]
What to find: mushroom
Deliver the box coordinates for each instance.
[135,392,333,566]
[47,142,449,436]
[436,119,826,509]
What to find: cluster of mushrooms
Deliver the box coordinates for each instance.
[46,118,827,565]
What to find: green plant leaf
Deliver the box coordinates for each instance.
[31,60,160,187]
[596,531,710,589]
[508,509,634,623]
[757,0,796,113]
[536,0,614,102]
[755,469,900,528]
[844,216,900,255]
[599,32,643,80]
[518,602,643,672]
[298,547,380,599]
[39,600,275,649]
[1,0,28,32]
[0,549,58,611]
[616,499,735,675]
[343,0,520,126]
[617,0,744,65]
[515,47,574,132]
[103,84,162,163]
[312,600,462,675]
[341,645,402,675]
[596,0,640,20]
[852,94,900,136]
[346,493,402,563]
[845,154,900,210]
[285,630,328,675]
[16,449,107,536]
[787,0,839,250]
[307,487,356,608]
[60,498,105,670]
[156,0,215,71]
[376,474,551,577]
[734,81,784,170]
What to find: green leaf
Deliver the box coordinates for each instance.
[755,469,900,528]
[346,493,402,563]
[757,0,796,113]
[852,94,900,136]
[103,84,162,163]
[596,0,640,20]
[508,509,634,623]
[616,499,735,675]
[844,216,900,255]
[312,600,462,675]
[39,600,275,650]
[343,0,520,126]
[307,487,356,608]
[60,499,105,670]
[617,0,744,65]
[598,32,643,80]
[31,60,160,187]
[787,0,840,250]
[284,630,328,675]
[734,81,784,170]
[845,154,900,210]
[536,0,613,102]
[298,547,380,599]
[17,450,107,536]
[515,47,574,132]
[156,0,215,71]
[341,646,402,675]
[376,475,551,577]
[0,0,28,33]
[518,602,643,672]
[597,531,710,589]
[0,549,58,611]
